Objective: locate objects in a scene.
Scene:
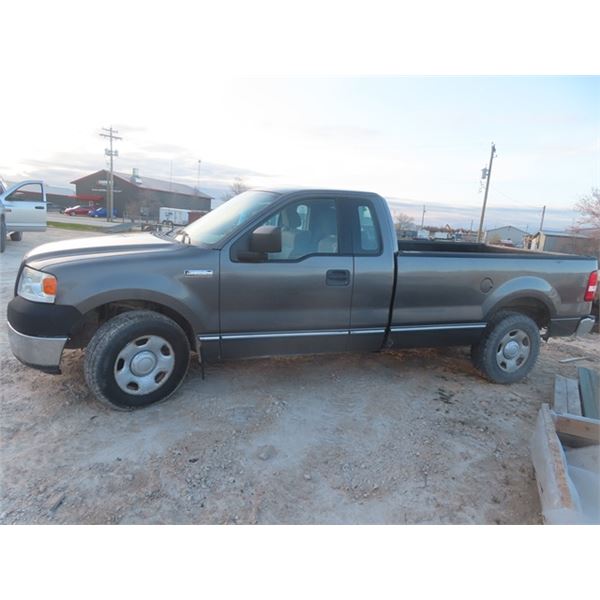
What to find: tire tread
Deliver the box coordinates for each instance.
[472,311,540,384]
[84,310,190,410]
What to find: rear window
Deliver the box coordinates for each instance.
[355,203,381,255]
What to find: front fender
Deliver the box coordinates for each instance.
[78,287,202,333]
[50,251,221,336]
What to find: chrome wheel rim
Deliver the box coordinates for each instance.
[114,335,175,395]
[496,329,530,373]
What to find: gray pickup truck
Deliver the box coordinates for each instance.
[7,188,598,409]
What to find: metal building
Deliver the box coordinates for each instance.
[71,168,212,219]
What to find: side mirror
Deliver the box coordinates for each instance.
[249,226,282,254]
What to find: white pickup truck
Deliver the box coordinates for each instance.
[0,179,47,252]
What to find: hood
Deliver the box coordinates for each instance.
[24,233,179,269]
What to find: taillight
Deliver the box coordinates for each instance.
[584,271,598,302]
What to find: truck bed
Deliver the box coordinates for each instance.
[397,239,594,259]
[390,240,596,348]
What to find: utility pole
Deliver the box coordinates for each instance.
[476,142,497,243]
[169,160,175,205]
[197,159,202,193]
[99,127,122,222]
[420,205,426,228]
[539,205,546,232]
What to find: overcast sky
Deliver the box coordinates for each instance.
[2,4,598,231]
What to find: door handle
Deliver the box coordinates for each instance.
[35,206,45,209]
[326,269,350,286]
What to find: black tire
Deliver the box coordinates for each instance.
[9,231,22,242]
[84,310,191,410]
[471,311,540,384]
[0,218,6,253]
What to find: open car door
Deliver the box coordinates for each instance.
[1,180,47,232]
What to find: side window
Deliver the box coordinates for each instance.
[261,199,338,261]
[7,183,43,203]
[355,203,381,254]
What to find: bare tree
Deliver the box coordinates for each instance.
[393,211,416,232]
[125,196,143,220]
[575,188,600,236]
[221,177,250,202]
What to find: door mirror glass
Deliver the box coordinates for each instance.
[249,226,282,254]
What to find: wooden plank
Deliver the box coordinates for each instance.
[552,412,600,445]
[578,367,599,420]
[553,375,581,416]
[531,404,578,523]
[566,377,583,416]
[553,375,569,414]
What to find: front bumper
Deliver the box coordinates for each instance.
[7,321,67,373]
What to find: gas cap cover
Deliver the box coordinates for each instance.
[480,277,494,293]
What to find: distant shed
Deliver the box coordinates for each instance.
[528,230,599,258]
[485,225,528,248]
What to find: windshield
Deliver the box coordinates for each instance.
[180,190,280,246]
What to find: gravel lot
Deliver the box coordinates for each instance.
[1,228,598,524]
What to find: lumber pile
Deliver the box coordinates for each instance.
[531,368,600,524]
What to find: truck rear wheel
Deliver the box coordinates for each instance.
[471,311,540,384]
[84,310,191,410]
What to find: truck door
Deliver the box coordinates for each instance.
[2,181,47,231]
[347,198,396,351]
[219,195,353,358]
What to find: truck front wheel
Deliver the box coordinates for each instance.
[9,231,22,242]
[84,310,191,410]
[471,311,540,384]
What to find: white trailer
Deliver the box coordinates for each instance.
[159,207,192,226]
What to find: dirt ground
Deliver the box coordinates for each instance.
[1,228,598,524]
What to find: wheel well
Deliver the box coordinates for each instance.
[488,297,551,328]
[69,300,197,351]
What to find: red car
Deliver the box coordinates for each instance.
[64,205,94,216]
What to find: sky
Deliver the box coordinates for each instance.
[2,0,599,232]
[2,75,598,231]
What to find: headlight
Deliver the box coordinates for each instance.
[17,266,57,304]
